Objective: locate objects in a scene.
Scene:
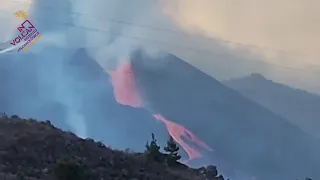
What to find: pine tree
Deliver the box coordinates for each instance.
[164,135,181,166]
[145,133,163,162]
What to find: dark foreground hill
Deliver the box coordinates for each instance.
[0,115,224,180]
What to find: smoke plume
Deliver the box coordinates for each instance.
[72,0,320,93]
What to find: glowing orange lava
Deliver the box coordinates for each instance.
[108,63,141,107]
[153,114,213,162]
[108,62,213,162]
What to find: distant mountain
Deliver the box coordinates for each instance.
[130,49,320,180]
[223,73,320,138]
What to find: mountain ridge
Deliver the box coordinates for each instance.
[1,47,319,179]
[130,49,320,180]
[226,73,320,97]
[223,73,320,138]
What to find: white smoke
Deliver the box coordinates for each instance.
[67,113,87,138]
[1,0,320,92]
[0,0,30,41]
[0,0,32,53]
[70,0,174,71]
[69,0,320,93]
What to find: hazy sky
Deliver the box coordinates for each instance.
[1,0,320,93]
[161,0,320,60]
[160,0,320,93]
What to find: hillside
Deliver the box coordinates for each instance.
[130,49,320,180]
[0,47,169,152]
[223,73,320,138]
[1,47,319,180]
[0,115,225,180]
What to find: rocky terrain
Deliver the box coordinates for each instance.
[0,114,224,180]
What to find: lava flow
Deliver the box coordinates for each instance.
[108,62,213,162]
[153,114,213,162]
[108,64,141,107]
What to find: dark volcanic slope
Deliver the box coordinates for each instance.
[0,48,168,152]
[66,49,169,151]
[223,73,320,138]
[0,115,209,180]
[130,49,320,180]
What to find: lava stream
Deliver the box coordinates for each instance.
[153,114,213,162]
[108,62,213,162]
[108,64,141,107]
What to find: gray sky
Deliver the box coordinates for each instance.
[1,0,320,93]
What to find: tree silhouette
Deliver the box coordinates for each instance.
[164,135,181,166]
[145,133,163,162]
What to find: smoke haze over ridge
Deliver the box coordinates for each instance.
[1,0,320,92]
[72,0,320,93]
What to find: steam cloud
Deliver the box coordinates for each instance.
[71,0,320,93]
[0,0,89,137]
[0,0,30,42]
[1,0,320,93]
